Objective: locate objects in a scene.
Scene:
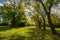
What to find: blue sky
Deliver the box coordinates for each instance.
[0,0,5,3]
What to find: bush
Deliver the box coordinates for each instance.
[0,23,8,26]
[17,22,25,27]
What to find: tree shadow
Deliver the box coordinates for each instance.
[0,26,26,31]
[41,31,45,40]
[45,31,60,40]
[25,29,46,40]
[9,35,26,40]
[52,33,60,40]
[0,34,26,40]
[0,26,16,31]
[33,29,60,40]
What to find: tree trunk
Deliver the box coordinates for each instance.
[38,17,41,29]
[38,21,41,29]
[40,1,57,34]
[47,13,57,34]
[43,17,45,31]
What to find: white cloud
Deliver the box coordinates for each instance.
[0,3,3,6]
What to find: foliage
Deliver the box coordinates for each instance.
[2,0,25,27]
[51,14,60,27]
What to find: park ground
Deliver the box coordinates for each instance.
[0,26,60,40]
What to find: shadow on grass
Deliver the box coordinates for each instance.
[0,26,15,31]
[52,33,60,40]
[0,26,32,31]
[46,30,60,40]
[9,35,26,40]
[26,28,60,40]
[40,30,60,40]
[41,31,45,40]
[0,34,26,40]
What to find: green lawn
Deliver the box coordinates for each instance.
[0,26,60,40]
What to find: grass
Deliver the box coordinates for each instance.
[0,26,60,40]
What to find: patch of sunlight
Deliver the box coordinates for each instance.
[24,26,36,29]
[55,28,60,30]
[15,28,33,37]
[46,27,60,30]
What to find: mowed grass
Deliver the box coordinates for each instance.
[0,26,60,40]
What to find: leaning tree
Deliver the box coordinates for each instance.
[37,0,60,34]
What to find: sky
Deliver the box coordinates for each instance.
[0,0,5,6]
[0,0,5,3]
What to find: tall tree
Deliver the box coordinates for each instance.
[25,1,46,29]
[2,0,25,27]
[31,1,46,30]
[37,0,60,34]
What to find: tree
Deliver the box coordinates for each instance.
[24,1,46,30]
[37,0,60,34]
[2,0,26,27]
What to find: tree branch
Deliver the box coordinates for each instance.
[37,0,48,14]
[49,0,54,14]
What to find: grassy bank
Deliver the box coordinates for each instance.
[0,26,60,40]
